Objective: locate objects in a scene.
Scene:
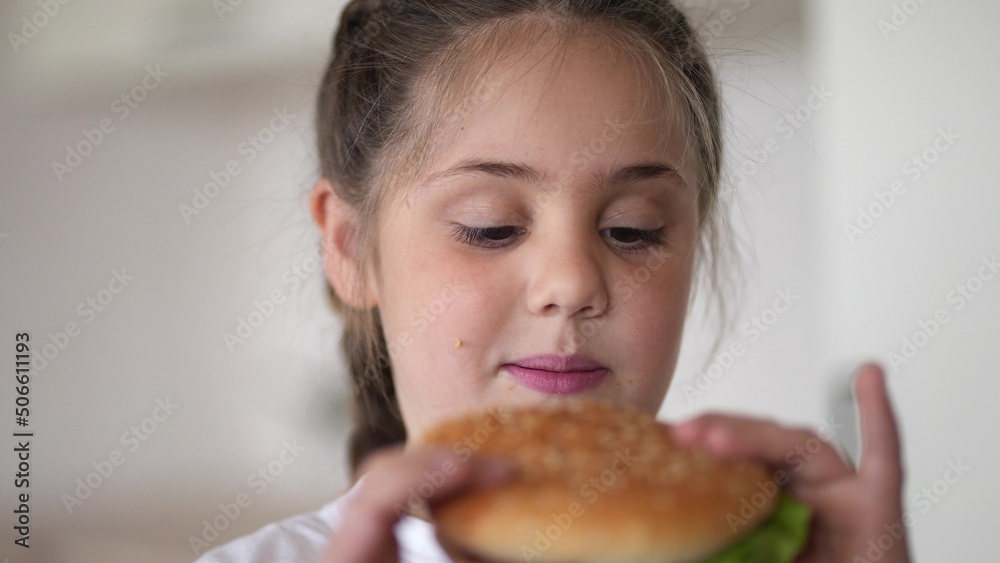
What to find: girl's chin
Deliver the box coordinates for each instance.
[483,387,631,417]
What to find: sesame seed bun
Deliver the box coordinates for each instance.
[418,399,778,563]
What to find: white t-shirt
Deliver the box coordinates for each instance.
[195,475,452,562]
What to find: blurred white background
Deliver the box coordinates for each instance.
[0,0,996,561]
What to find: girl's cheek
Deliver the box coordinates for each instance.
[440,284,501,341]
[396,264,494,346]
[620,261,691,336]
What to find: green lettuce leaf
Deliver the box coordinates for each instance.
[705,492,811,562]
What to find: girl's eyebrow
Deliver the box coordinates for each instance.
[595,162,688,192]
[422,158,688,191]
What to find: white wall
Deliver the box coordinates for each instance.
[1,2,354,561]
[0,0,995,561]
[807,1,1000,559]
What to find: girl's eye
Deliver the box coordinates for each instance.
[603,227,667,253]
[450,225,666,253]
[451,225,526,248]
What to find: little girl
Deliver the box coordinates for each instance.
[199,0,911,561]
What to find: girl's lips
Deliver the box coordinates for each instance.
[502,365,609,395]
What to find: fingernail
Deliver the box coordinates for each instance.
[428,449,458,466]
[705,427,733,453]
[672,422,702,443]
[859,362,884,375]
[478,458,517,483]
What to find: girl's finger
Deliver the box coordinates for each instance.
[672,413,853,488]
[854,362,904,485]
[323,446,514,563]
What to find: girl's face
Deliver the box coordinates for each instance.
[370,31,701,441]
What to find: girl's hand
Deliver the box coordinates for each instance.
[321,445,515,563]
[671,363,912,563]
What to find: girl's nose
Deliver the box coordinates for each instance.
[525,233,609,319]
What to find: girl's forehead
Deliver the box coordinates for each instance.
[419,93,689,196]
[433,25,677,132]
[396,23,695,199]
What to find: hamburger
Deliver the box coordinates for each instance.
[418,399,810,562]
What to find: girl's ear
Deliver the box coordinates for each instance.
[310,178,378,309]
